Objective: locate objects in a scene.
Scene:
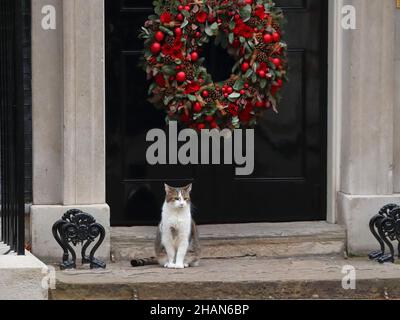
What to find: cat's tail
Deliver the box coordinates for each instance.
[130,257,159,267]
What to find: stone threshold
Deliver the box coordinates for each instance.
[111,221,346,261]
[51,256,400,300]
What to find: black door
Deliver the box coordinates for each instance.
[106,0,328,226]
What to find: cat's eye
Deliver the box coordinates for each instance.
[174,197,180,201]
[184,198,189,201]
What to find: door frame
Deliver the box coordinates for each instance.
[327,0,343,223]
[103,0,343,224]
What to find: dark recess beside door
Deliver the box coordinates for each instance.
[105,0,328,226]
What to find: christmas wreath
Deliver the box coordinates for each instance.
[140,0,287,130]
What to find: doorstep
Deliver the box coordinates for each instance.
[50,256,400,300]
[111,221,346,261]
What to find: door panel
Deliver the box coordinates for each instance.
[106,0,328,225]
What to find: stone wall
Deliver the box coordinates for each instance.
[30,0,110,261]
[337,0,400,254]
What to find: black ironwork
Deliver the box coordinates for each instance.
[369,204,400,264]
[0,0,26,255]
[52,209,106,270]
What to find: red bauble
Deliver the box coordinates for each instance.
[272,58,281,67]
[155,31,165,42]
[272,32,281,42]
[263,33,273,44]
[176,13,184,21]
[190,52,199,62]
[258,70,266,78]
[193,102,202,113]
[240,90,246,95]
[150,42,161,54]
[176,71,186,82]
[202,90,209,98]
[174,27,182,36]
[184,5,190,11]
[178,5,184,10]
[205,115,214,122]
[210,121,218,129]
[241,62,250,73]
[256,101,265,108]
[245,0,253,4]
[197,123,206,130]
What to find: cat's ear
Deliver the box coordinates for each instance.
[164,183,172,193]
[183,183,192,193]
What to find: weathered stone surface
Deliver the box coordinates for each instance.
[111,222,346,261]
[51,256,400,300]
[0,251,48,300]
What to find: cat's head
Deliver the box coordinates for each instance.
[164,183,192,210]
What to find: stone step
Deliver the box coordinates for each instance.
[50,256,400,300]
[111,221,346,261]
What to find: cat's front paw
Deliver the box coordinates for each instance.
[164,262,176,269]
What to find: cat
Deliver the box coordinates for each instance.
[131,183,200,269]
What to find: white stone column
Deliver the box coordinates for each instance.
[31,0,110,261]
[394,9,400,192]
[338,0,399,254]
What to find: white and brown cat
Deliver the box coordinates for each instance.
[131,183,200,269]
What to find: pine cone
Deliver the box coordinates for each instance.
[248,17,260,28]
[150,22,161,32]
[209,89,222,101]
[163,55,175,64]
[256,51,269,62]
[271,21,281,33]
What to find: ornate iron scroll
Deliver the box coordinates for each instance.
[52,209,106,270]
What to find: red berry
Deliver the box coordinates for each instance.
[241,62,250,73]
[258,70,266,78]
[176,13,184,21]
[244,83,249,88]
[263,33,273,44]
[277,79,283,87]
[217,18,222,24]
[256,101,265,108]
[210,121,218,129]
[245,0,253,4]
[234,14,240,21]
[272,58,281,67]
[181,113,190,123]
[197,123,206,130]
[205,115,214,122]
[150,42,161,54]
[184,5,190,11]
[155,31,165,42]
[227,87,233,94]
[178,5,184,10]
[174,27,182,36]
[202,90,209,98]
[190,52,199,62]
[272,32,281,42]
[176,71,186,82]
[240,90,245,95]
[195,32,201,38]
[224,93,229,98]
[193,102,202,113]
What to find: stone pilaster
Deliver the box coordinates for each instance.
[338,0,399,254]
[30,0,109,261]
